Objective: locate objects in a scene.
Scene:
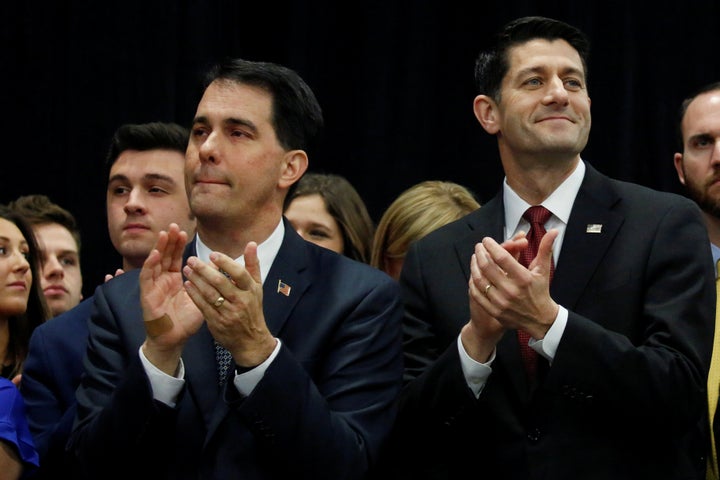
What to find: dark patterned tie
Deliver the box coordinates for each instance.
[517,206,554,381]
[215,340,233,386]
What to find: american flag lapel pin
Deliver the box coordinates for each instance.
[277,279,291,296]
[586,224,602,234]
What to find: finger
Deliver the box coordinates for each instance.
[480,237,521,284]
[183,256,222,297]
[243,242,261,284]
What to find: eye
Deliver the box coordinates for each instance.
[308,229,331,240]
[110,186,130,196]
[564,78,583,91]
[191,126,209,138]
[60,256,78,267]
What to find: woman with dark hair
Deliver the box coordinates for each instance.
[284,172,375,263]
[0,205,50,383]
[0,204,49,478]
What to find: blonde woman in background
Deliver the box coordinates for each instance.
[371,180,480,279]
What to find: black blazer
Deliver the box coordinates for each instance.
[379,164,715,479]
[69,220,404,480]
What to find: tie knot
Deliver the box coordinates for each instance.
[523,205,552,225]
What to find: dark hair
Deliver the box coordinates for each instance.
[104,122,190,181]
[474,16,591,102]
[0,205,50,379]
[202,58,324,156]
[7,194,82,252]
[284,173,374,263]
[677,81,720,151]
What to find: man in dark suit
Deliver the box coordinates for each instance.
[376,16,715,480]
[20,122,196,478]
[67,59,403,479]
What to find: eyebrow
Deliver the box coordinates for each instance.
[192,115,259,135]
[515,65,585,79]
[0,237,28,246]
[108,173,177,184]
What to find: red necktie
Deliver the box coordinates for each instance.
[517,206,554,381]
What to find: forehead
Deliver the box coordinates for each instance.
[506,38,585,78]
[0,218,25,242]
[110,149,186,180]
[286,194,328,215]
[34,223,78,250]
[195,80,274,125]
[683,90,720,132]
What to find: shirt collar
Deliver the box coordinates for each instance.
[193,219,285,285]
[503,159,585,236]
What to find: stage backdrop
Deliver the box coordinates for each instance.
[2,0,718,297]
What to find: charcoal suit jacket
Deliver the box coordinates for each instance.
[377,163,715,480]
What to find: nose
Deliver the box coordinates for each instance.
[712,139,720,166]
[197,131,220,165]
[42,254,64,279]
[543,76,569,106]
[12,251,30,274]
[123,188,147,215]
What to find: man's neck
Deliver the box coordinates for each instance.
[502,155,580,205]
[197,214,282,259]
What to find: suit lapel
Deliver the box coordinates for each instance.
[260,221,310,337]
[551,165,623,309]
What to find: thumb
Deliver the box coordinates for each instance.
[531,229,559,273]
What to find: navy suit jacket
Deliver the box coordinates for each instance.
[21,297,93,478]
[379,164,716,479]
[68,220,403,480]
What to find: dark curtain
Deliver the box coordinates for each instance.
[2,0,718,297]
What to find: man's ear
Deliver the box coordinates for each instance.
[279,150,308,189]
[673,152,686,185]
[473,94,500,135]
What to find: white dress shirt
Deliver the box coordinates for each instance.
[460,160,586,397]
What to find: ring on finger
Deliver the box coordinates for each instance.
[484,283,493,295]
[213,296,225,308]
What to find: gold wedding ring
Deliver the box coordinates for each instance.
[213,296,225,308]
[484,283,493,295]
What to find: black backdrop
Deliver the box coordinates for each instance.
[3,0,719,299]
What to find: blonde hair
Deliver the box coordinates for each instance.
[371,181,480,272]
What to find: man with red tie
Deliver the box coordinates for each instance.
[375,16,715,480]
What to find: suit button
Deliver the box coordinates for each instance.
[527,428,541,443]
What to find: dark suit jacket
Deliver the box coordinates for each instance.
[68,220,403,480]
[378,164,715,480]
[21,297,93,478]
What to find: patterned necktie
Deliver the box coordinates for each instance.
[215,340,233,386]
[706,260,720,480]
[517,206,554,381]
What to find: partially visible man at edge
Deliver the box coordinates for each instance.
[673,81,720,480]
